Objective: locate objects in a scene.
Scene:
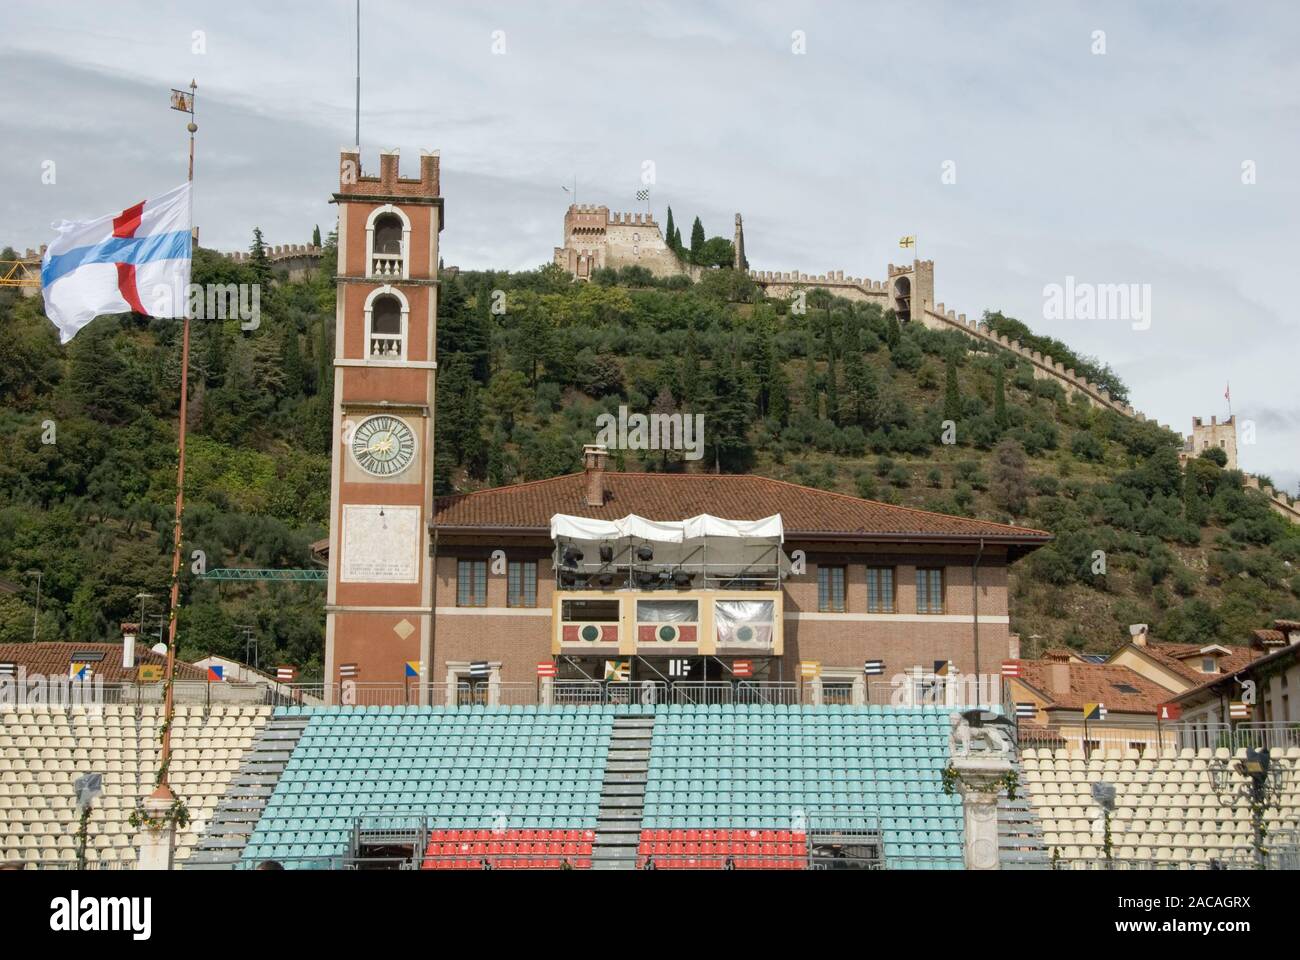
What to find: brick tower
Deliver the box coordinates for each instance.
[324,148,443,701]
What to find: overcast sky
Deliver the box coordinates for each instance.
[3,1,1297,491]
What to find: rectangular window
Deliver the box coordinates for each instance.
[818,565,845,613]
[457,559,487,607]
[915,568,944,614]
[507,560,537,608]
[867,567,895,613]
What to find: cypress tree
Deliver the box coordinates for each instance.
[802,331,820,419]
[994,364,1009,430]
[665,207,676,252]
[249,228,271,286]
[312,224,322,248]
[943,354,961,423]
[689,217,705,263]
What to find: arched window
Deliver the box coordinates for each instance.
[365,204,411,279]
[893,276,912,322]
[374,213,403,255]
[364,286,409,359]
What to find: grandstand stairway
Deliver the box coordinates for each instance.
[998,760,1051,869]
[590,714,655,870]
[185,712,308,869]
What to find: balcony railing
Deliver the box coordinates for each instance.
[368,334,403,358]
[370,252,404,278]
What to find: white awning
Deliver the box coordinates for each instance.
[550,513,783,543]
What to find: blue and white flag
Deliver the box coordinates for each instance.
[41,182,192,343]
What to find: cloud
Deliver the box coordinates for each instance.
[2,0,1297,485]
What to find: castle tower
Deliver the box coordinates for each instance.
[887,259,935,325]
[324,148,443,701]
[1189,415,1237,469]
[733,213,747,271]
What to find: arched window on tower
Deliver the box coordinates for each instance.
[367,292,405,358]
[372,213,405,278]
[892,276,912,322]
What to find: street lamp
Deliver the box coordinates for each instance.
[1208,747,1290,868]
[1090,780,1117,866]
[25,570,42,640]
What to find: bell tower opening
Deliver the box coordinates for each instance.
[892,275,912,322]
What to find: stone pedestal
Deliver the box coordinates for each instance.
[136,792,177,871]
[951,756,1012,870]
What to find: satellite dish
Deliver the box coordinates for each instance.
[151,643,168,656]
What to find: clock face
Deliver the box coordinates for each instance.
[351,414,418,478]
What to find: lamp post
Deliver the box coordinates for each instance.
[1090,780,1116,867]
[25,570,42,640]
[1209,747,1290,868]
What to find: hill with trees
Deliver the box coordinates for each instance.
[1,240,1296,677]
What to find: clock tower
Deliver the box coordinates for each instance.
[324,147,442,701]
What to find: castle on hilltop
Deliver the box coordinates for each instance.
[554,204,744,280]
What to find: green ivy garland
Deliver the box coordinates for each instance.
[128,796,191,831]
[940,763,1019,801]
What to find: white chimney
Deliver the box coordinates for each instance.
[1129,623,1149,647]
[121,622,137,669]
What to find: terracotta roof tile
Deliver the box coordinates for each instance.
[0,642,206,683]
[1138,642,1261,684]
[431,472,1052,549]
[1018,660,1174,715]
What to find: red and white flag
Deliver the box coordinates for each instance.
[41,182,192,343]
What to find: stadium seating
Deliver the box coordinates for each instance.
[421,828,594,869]
[241,705,613,866]
[639,704,964,868]
[637,828,807,869]
[0,704,270,867]
[1021,746,1300,866]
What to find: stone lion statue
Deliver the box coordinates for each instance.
[949,710,1014,756]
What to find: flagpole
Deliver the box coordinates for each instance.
[154,79,197,808]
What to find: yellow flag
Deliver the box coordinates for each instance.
[899,235,916,249]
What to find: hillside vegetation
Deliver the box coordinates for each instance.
[1,241,1297,677]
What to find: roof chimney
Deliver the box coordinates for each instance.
[1043,649,1071,695]
[121,622,139,669]
[583,444,608,508]
[1130,623,1149,647]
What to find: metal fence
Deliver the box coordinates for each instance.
[1017,720,1300,756]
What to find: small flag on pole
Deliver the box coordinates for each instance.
[536,662,557,678]
[404,660,422,678]
[138,665,163,683]
[604,659,630,682]
[864,659,885,676]
[1015,702,1037,719]
[70,663,91,681]
[469,660,490,679]
[338,662,358,679]
[207,664,224,682]
[1157,703,1181,722]
[1082,702,1106,721]
[276,666,298,682]
[1001,660,1023,678]
[1224,382,1231,403]
[1229,701,1249,720]
[732,659,753,678]
[169,88,194,113]
[899,235,916,249]
[800,660,820,679]
[635,188,649,202]
[0,662,17,678]
[933,660,952,677]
